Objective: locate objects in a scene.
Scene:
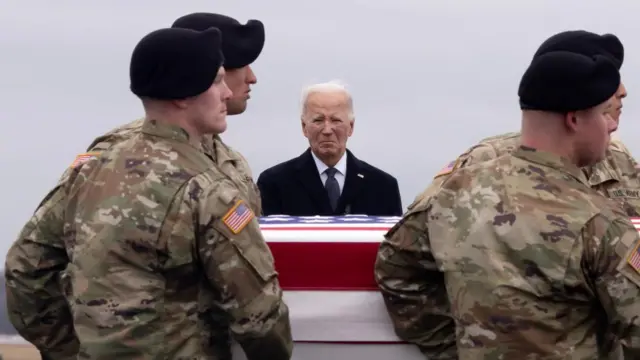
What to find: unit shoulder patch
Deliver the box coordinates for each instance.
[433,159,460,179]
[70,151,101,168]
[627,240,640,274]
[222,200,255,234]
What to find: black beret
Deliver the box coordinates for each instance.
[129,27,224,100]
[172,13,265,70]
[518,51,620,112]
[533,30,624,69]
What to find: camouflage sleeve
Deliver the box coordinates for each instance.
[195,181,292,360]
[4,168,78,359]
[583,214,640,356]
[374,208,456,359]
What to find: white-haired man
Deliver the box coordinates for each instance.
[257,80,402,216]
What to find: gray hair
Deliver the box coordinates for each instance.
[300,80,354,120]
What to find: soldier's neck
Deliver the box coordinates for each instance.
[520,134,576,165]
[144,109,202,143]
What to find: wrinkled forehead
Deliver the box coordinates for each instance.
[304,92,351,116]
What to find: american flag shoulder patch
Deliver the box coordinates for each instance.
[627,240,640,274]
[434,159,459,178]
[222,200,255,234]
[70,151,101,168]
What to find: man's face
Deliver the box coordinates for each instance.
[186,67,233,135]
[301,92,354,161]
[224,65,257,115]
[573,98,618,167]
[607,81,627,124]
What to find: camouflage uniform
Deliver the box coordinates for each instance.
[87,118,262,215]
[4,119,265,359]
[375,146,640,358]
[408,132,640,216]
[381,132,640,359]
[72,119,289,358]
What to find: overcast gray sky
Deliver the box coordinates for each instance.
[2,0,640,258]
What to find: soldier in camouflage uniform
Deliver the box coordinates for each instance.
[409,31,635,216]
[398,31,634,360]
[7,24,292,360]
[375,32,640,358]
[4,13,268,360]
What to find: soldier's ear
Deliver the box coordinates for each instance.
[172,99,190,110]
[564,111,579,133]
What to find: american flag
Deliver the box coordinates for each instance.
[258,214,404,345]
[69,152,100,168]
[435,160,456,177]
[629,218,640,271]
[222,201,254,234]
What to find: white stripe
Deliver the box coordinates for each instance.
[230,342,424,360]
[284,290,399,342]
[260,223,395,229]
[263,229,389,243]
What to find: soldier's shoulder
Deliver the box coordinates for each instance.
[456,132,521,168]
[189,167,252,216]
[86,118,144,152]
[80,132,199,185]
[225,142,249,163]
[608,138,633,155]
[478,131,521,144]
[414,141,515,211]
[426,157,506,212]
[524,166,621,229]
[606,139,637,165]
[431,136,512,181]
[475,131,520,153]
[594,138,639,178]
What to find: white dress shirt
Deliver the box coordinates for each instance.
[311,151,347,194]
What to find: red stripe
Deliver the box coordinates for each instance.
[228,211,252,228]
[268,242,381,290]
[262,226,392,231]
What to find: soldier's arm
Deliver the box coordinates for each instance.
[584,214,640,356]
[4,169,78,359]
[374,209,456,360]
[196,183,292,360]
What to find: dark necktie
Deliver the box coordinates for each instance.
[324,167,340,211]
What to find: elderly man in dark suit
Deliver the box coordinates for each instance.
[257,80,402,216]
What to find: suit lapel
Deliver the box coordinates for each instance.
[294,149,333,213]
[338,150,364,214]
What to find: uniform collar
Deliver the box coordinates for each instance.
[512,146,589,186]
[202,134,244,165]
[141,118,203,150]
[583,149,621,186]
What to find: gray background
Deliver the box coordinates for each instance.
[1,0,640,334]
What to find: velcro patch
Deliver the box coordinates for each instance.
[70,152,100,168]
[222,200,255,234]
[627,241,640,274]
[434,159,459,178]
